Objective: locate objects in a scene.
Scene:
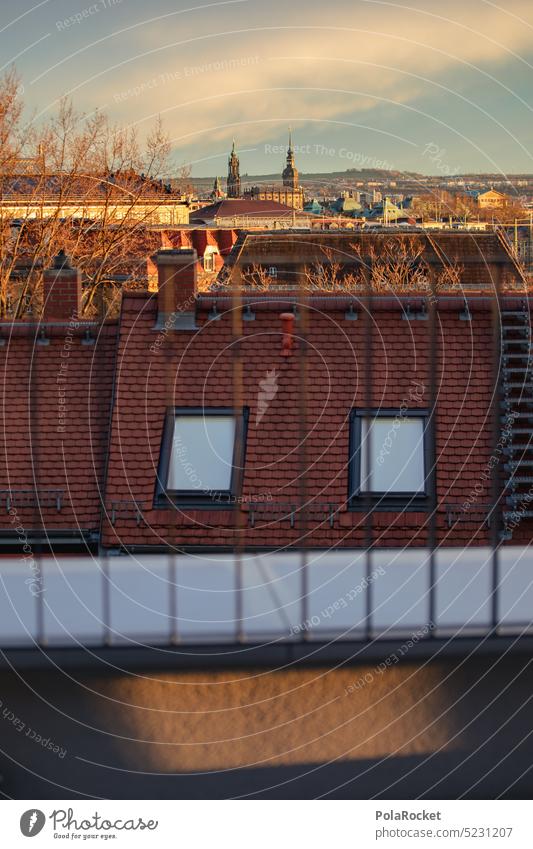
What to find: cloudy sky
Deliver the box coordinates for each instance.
[2,0,533,177]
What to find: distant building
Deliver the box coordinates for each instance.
[304,198,326,214]
[226,140,241,198]
[331,196,363,216]
[190,198,311,228]
[245,131,305,209]
[210,176,225,200]
[146,228,238,279]
[246,184,304,209]
[282,129,299,189]
[476,188,509,209]
[0,171,190,225]
[364,196,412,223]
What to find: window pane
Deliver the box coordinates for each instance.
[168,415,236,492]
[360,417,425,493]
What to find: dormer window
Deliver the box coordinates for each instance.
[203,251,217,272]
[156,408,248,506]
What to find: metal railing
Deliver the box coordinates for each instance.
[1,548,533,653]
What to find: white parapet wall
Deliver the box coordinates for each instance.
[0,547,532,648]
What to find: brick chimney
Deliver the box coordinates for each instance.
[154,248,197,330]
[43,251,81,321]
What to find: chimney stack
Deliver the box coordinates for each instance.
[154,248,197,330]
[280,312,295,357]
[43,251,81,321]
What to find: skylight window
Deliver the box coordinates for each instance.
[350,410,428,505]
[168,415,235,492]
[156,408,247,505]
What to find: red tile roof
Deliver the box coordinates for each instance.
[0,322,117,537]
[100,290,526,550]
[0,231,531,552]
[190,199,296,222]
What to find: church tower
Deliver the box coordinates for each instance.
[211,176,224,199]
[227,140,241,198]
[282,129,299,190]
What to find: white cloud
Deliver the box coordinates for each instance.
[51,0,533,161]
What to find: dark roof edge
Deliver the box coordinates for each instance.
[122,290,154,300]
[4,634,533,671]
[0,320,118,337]
[198,293,532,312]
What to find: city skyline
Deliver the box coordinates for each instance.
[2,0,533,177]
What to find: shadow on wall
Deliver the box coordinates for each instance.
[1,658,533,798]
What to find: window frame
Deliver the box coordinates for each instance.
[348,408,431,511]
[203,251,217,272]
[155,407,249,508]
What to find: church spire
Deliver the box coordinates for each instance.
[211,175,223,199]
[227,139,241,198]
[282,127,299,189]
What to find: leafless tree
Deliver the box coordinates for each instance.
[172,163,194,196]
[222,237,464,293]
[0,69,173,318]
[241,263,276,290]
[348,236,429,292]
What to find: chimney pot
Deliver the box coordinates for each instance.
[53,249,71,270]
[43,253,81,321]
[280,311,295,357]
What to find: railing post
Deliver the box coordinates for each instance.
[364,269,373,641]
[491,270,503,632]
[428,275,438,635]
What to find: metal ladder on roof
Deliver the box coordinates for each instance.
[501,302,533,539]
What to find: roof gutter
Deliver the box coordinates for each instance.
[198,293,533,313]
